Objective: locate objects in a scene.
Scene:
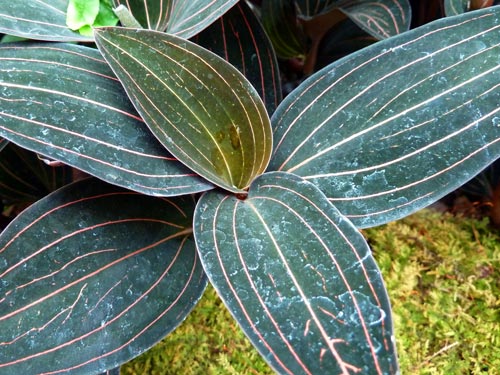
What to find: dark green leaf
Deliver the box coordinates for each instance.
[0,143,73,206]
[66,0,119,36]
[262,0,410,61]
[336,0,411,39]
[111,0,167,30]
[270,7,500,228]
[0,178,207,374]
[95,28,273,193]
[0,42,212,196]
[194,172,397,374]
[444,0,469,16]
[316,18,376,69]
[0,35,27,43]
[294,0,337,15]
[92,0,120,28]
[0,0,93,42]
[444,0,499,16]
[261,0,307,59]
[193,1,282,115]
[112,0,238,38]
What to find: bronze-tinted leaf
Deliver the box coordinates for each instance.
[95,27,273,193]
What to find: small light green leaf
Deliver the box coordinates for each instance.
[270,6,500,228]
[95,27,273,193]
[66,0,100,31]
[94,0,119,27]
[0,178,207,374]
[194,171,397,374]
[66,0,119,37]
[0,1,93,42]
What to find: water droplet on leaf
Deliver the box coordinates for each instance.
[229,125,240,150]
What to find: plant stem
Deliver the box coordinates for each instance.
[113,5,142,28]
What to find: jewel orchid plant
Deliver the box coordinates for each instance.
[1,1,500,374]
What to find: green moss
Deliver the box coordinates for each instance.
[365,210,500,375]
[120,283,273,375]
[121,210,500,374]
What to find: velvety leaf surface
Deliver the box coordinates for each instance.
[0,143,73,206]
[0,0,93,42]
[336,0,411,39]
[193,1,282,115]
[0,43,212,196]
[112,0,238,38]
[0,178,207,375]
[194,172,397,374]
[95,27,273,193]
[270,6,500,228]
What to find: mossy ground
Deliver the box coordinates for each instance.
[120,209,500,374]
